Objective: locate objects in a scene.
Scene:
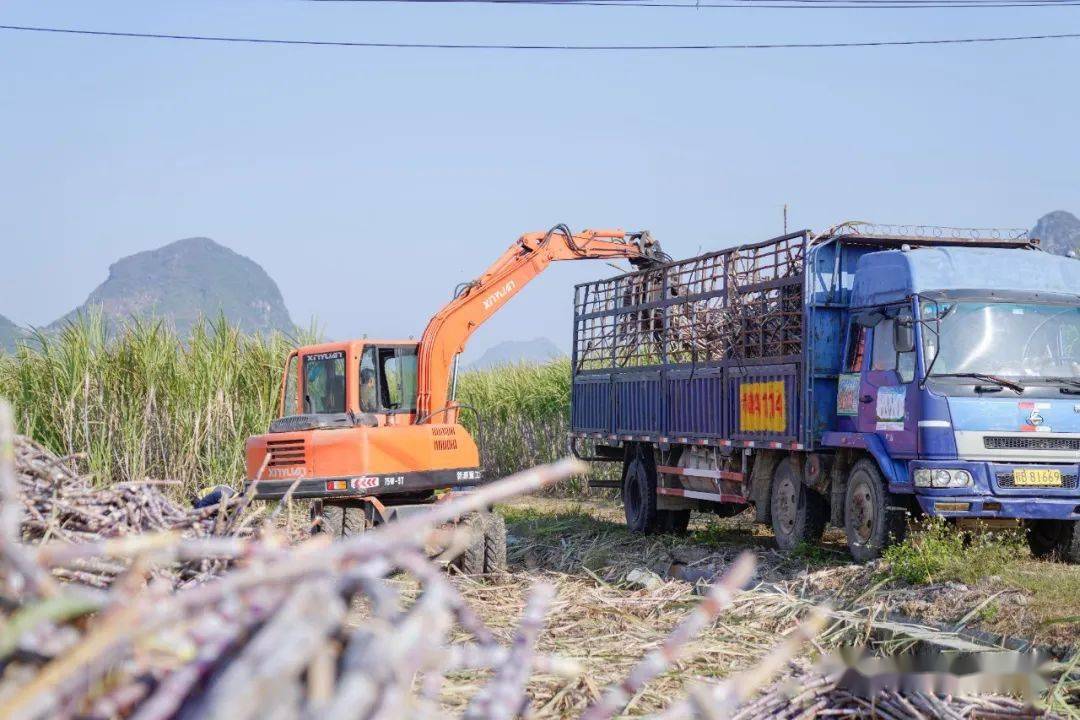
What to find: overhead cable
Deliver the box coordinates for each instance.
[2,23,1079,50]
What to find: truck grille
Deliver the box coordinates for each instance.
[996,472,1079,489]
[984,436,1080,452]
[266,439,306,467]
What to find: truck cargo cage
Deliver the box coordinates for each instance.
[573,230,809,373]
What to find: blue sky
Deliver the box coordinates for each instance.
[1,0,1077,360]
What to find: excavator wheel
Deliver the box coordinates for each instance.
[317,503,369,540]
[452,512,507,575]
[483,513,508,572]
[453,513,487,575]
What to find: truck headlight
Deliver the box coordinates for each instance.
[915,468,972,488]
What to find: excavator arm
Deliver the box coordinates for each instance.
[415,224,666,421]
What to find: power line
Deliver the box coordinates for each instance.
[308,0,1080,7]
[1,23,1079,49]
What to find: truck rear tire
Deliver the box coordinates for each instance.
[623,453,659,533]
[1027,519,1080,563]
[770,457,827,552]
[843,459,906,562]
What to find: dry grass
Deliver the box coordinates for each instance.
[350,497,1065,717]
[355,496,1078,717]
[496,498,1080,652]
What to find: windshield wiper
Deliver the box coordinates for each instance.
[930,373,1025,393]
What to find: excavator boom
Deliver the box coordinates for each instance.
[415,224,666,421]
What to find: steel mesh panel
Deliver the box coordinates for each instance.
[573,233,806,371]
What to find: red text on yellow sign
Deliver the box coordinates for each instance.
[739,380,786,433]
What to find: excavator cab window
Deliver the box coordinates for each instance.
[282,353,299,416]
[303,350,346,414]
[359,348,378,413]
[377,346,418,412]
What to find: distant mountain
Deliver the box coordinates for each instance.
[467,337,566,370]
[0,314,25,354]
[1031,211,1080,258]
[50,237,294,337]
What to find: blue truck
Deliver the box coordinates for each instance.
[569,223,1080,562]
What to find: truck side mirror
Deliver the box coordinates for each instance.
[894,321,915,353]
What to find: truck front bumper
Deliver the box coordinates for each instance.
[910,460,1080,520]
[245,467,483,500]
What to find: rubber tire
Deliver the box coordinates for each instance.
[623,452,659,534]
[453,513,487,575]
[483,513,508,573]
[843,459,907,563]
[319,504,367,539]
[657,509,691,534]
[1027,519,1080,562]
[769,457,827,553]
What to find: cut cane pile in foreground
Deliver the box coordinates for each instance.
[11,433,259,588]
[1,418,829,720]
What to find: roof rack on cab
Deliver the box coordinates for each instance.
[812,221,1039,250]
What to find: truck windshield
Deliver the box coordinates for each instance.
[303,351,346,414]
[923,301,1080,381]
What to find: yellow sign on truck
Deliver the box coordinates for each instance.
[739,380,786,433]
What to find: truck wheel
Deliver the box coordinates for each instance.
[770,457,827,552]
[452,512,486,575]
[623,453,659,533]
[319,504,368,539]
[843,459,906,562]
[483,513,508,573]
[1027,520,1080,562]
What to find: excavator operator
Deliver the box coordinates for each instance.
[360,368,378,413]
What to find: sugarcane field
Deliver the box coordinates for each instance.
[5,3,1080,718]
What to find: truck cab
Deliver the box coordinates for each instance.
[244,339,481,503]
[825,246,1080,552]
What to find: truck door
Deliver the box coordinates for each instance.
[856,307,919,458]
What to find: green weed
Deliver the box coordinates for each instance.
[881,517,1027,585]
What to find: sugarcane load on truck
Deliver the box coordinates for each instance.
[569,222,1080,562]
[244,225,666,573]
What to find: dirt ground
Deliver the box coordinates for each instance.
[370,496,1080,717]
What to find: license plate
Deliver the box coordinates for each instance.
[1012,469,1063,487]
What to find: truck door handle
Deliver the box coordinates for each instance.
[860,394,874,404]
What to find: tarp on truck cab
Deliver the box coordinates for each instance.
[850,246,1080,307]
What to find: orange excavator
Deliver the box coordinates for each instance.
[245,225,665,570]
